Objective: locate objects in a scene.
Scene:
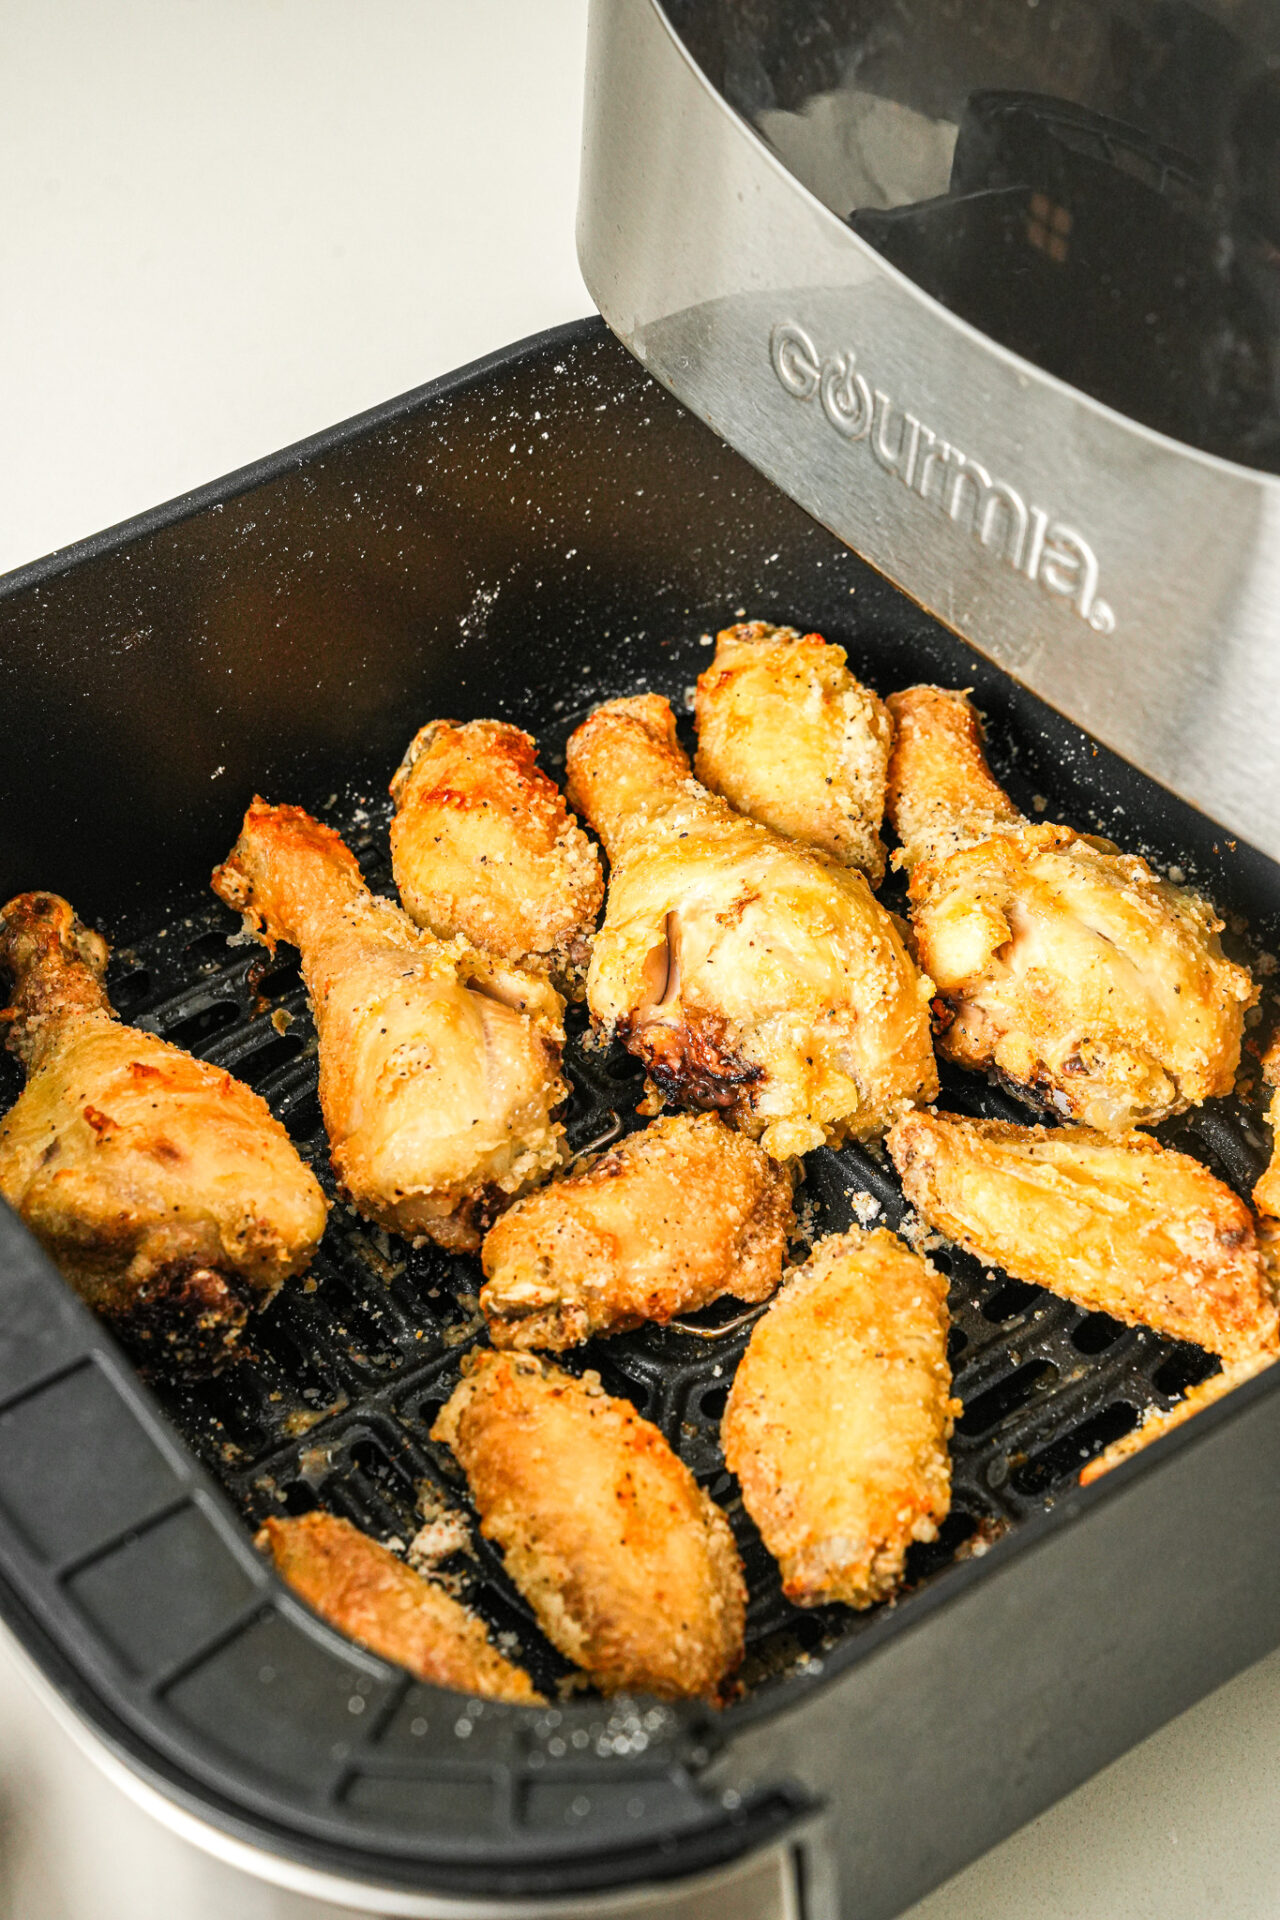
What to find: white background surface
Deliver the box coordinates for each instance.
[2,3,1279,1916]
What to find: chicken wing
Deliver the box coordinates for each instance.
[885,686,1254,1129]
[212,800,566,1251]
[1252,1036,1280,1222]
[1078,1351,1275,1487]
[565,694,937,1159]
[888,1110,1279,1362]
[431,1350,745,1698]
[0,892,327,1369]
[390,719,603,997]
[480,1112,793,1350]
[258,1510,541,1702]
[693,621,892,883]
[721,1226,956,1608]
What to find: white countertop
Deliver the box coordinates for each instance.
[2,4,1278,1916]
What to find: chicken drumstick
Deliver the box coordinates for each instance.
[212,800,566,1251]
[885,686,1254,1129]
[566,694,936,1159]
[0,891,327,1369]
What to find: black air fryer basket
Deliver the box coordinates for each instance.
[3,320,1280,1920]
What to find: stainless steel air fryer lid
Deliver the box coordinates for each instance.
[578,0,1280,866]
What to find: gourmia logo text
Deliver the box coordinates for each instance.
[770,322,1115,636]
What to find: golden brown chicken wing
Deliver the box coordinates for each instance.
[479,1112,793,1350]
[1255,1093,1280,1222]
[212,800,566,1252]
[565,695,937,1159]
[432,1350,745,1698]
[1078,1351,1275,1487]
[390,719,603,996]
[0,892,327,1369]
[1252,1036,1280,1222]
[693,621,892,883]
[885,686,1254,1130]
[722,1226,956,1609]
[258,1510,541,1702]
[889,1110,1279,1362]
[885,683,1022,863]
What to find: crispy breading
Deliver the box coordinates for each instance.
[565,694,937,1159]
[432,1350,745,1699]
[480,1112,793,1350]
[1252,1037,1280,1221]
[722,1226,956,1608]
[0,892,327,1370]
[693,621,891,883]
[889,1110,1279,1362]
[1079,1352,1276,1487]
[390,719,603,997]
[884,686,1254,1129]
[258,1510,541,1702]
[212,799,566,1252]
[885,683,1022,865]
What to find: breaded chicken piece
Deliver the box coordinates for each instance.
[722,1227,956,1608]
[1079,1351,1275,1487]
[480,1112,793,1350]
[432,1350,745,1699]
[1255,1090,1280,1222]
[694,621,892,883]
[885,686,1254,1130]
[0,893,327,1371]
[566,695,937,1159]
[390,719,603,997]
[1252,1035,1280,1222]
[889,1110,1279,1362]
[258,1510,541,1702]
[886,684,1022,862]
[212,800,566,1252]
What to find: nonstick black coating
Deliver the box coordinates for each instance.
[2,317,1280,1911]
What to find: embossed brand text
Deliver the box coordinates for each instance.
[770,323,1114,635]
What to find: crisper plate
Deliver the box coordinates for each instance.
[2,318,1280,1920]
[41,739,1264,1700]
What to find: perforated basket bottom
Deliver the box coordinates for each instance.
[3,761,1271,1707]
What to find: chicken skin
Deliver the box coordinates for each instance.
[258,1510,541,1702]
[432,1350,745,1699]
[212,800,566,1252]
[565,694,937,1160]
[1078,1351,1275,1488]
[0,892,327,1369]
[889,1110,1279,1362]
[480,1112,793,1351]
[885,686,1255,1129]
[722,1226,956,1609]
[390,719,603,997]
[694,621,892,883]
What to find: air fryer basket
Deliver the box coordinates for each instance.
[2,318,1280,1919]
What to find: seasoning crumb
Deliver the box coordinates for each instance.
[850,1190,883,1227]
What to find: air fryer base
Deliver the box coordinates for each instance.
[2,318,1280,1919]
[6,1638,819,1920]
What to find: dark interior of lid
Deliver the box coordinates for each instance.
[662,0,1280,469]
